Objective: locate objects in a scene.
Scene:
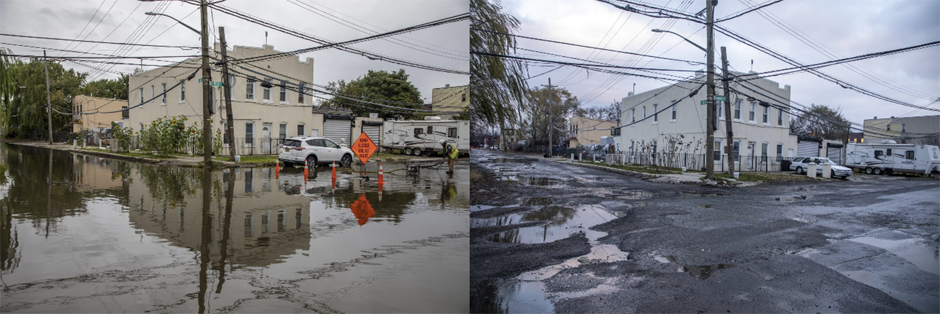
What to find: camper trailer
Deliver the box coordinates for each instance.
[382,117,470,156]
[845,142,940,175]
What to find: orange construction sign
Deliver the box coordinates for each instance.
[352,132,378,164]
[350,194,375,226]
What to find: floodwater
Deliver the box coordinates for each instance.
[0,143,469,313]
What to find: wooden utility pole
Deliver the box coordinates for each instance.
[704,0,716,179]
[721,46,735,175]
[200,0,212,166]
[43,50,53,144]
[542,78,556,157]
[219,27,236,161]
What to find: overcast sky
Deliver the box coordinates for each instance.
[499,0,939,126]
[0,0,469,104]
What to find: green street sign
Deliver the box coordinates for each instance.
[210,82,224,87]
[700,100,707,105]
[715,95,726,101]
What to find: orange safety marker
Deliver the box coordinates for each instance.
[378,182,384,202]
[275,160,280,179]
[303,162,309,182]
[377,163,384,184]
[331,161,337,181]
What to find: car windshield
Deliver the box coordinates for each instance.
[284,139,301,147]
[814,158,834,164]
[324,139,340,149]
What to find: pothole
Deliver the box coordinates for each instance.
[489,205,619,244]
[522,197,553,206]
[681,191,730,197]
[653,255,736,279]
[611,190,652,200]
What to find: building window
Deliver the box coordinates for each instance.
[887,124,891,131]
[414,128,424,136]
[761,143,768,162]
[244,122,254,146]
[713,140,721,161]
[778,109,783,126]
[161,83,166,105]
[246,77,256,100]
[297,123,305,136]
[671,105,677,121]
[461,93,467,102]
[762,106,769,124]
[180,83,185,102]
[905,151,914,159]
[653,104,658,123]
[734,99,741,120]
[776,144,783,159]
[245,169,253,193]
[874,150,883,158]
[151,85,154,100]
[263,79,272,102]
[298,83,305,104]
[279,123,287,141]
[902,124,906,133]
[642,106,646,119]
[139,88,143,105]
[733,141,741,160]
[631,109,635,123]
[279,80,288,103]
[749,102,756,122]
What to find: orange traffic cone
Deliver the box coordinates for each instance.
[378,163,384,184]
[275,160,280,179]
[331,161,337,181]
[378,182,384,202]
[303,162,309,182]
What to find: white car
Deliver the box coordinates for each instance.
[790,156,853,179]
[278,136,354,168]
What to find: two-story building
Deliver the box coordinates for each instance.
[618,71,797,171]
[72,95,126,132]
[568,116,617,148]
[863,115,939,144]
[126,44,323,154]
[430,84,468,120]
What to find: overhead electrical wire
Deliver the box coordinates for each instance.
[0,33,198,50]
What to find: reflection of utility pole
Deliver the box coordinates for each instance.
[219,27,237,161]
[46,148,52,238]
[44,50,53,144]
[197,168,211,312]
[217,168,234,293]
[542,78,556,157]
[720,47,735,175]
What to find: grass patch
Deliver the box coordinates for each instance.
[576,161,681,175]
[213,155,277,165]
[713,172,810,182]
[79,148,177,159]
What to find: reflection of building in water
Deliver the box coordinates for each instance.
[71,154,125,192]
[126,166,309,268]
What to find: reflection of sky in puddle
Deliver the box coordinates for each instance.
[489,205,619,244]
[496,280,554,313]
[848,236,939,275]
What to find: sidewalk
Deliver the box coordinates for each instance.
[559,159,762,187]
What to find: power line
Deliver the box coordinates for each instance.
[56,0,110,57]
[0,33,199,50]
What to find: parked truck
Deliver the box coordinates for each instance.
[844,141,940,175]
[382,117,470,156]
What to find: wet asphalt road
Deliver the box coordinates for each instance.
[0,143,469,313]
[470,149,939,313]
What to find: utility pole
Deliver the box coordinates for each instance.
[43,50,53,144]
[542,78,556,157]
[200,0,212,167]
[721,46,735,175]
[219,27,236,161]
[704,0,716,179]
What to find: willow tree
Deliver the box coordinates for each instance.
[470,0,528,149]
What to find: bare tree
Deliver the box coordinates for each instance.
[789,103,851,142]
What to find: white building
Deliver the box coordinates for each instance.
[618,72,797,171]
[127,44,324,154]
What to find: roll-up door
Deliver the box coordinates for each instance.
[798,140,818,157]
[324,118,351,146]
[827,146,842,165]
[362,124,381,147]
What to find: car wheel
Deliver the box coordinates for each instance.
[797,167,804,174]
[412,148,422,156]
[404,147,413,155]
[865,167,873,174]
[873,168,882,175]
[306,155,318,168]
[340,154,352,167]
[831,170,836,178]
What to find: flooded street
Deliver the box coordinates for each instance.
[470,149,939,313]
[0,143,469,313]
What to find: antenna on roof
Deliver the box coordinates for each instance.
[265,31,268,46]
[750,59,754,72]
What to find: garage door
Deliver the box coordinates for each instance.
[324,119,351,146]
[362,124,381,147]
[827,146,842,165]
[798,140,818,157]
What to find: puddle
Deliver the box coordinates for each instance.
[471,213,526,228]
[848,236,939,275]
[522,197,553,206]
[489,205,619,244]
[502,175,563,187]
[653,255,736,279]
[612,190,652,200]
[681,191,730,197]
[774,195,808,201]
[470,205,495,212]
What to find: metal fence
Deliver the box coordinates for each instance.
[103,135,288,156]
[604,153,796,173]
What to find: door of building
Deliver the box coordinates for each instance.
[324,118,351,147]
[262,123,272,154]
[798,140,818,157]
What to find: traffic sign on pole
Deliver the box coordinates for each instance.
[352,132,378,164]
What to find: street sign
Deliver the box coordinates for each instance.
[352,132,377,164]
[210,82,224,87]
[700,100,707,105]
[715,95,726,101]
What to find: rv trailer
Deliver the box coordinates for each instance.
[845,141,940,175]
[382,117,470,156]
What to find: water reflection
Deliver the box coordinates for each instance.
[0,143,468,313]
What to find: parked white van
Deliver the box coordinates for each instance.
[845,142,940,175]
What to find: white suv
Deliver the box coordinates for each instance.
[278,136,354,168]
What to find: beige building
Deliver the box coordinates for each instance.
[72,95,126,132]
[430,84,468,119]
[863,115,940,144]
[619,72,797,171]
[568,116,617,148]
[127,44,323,154]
